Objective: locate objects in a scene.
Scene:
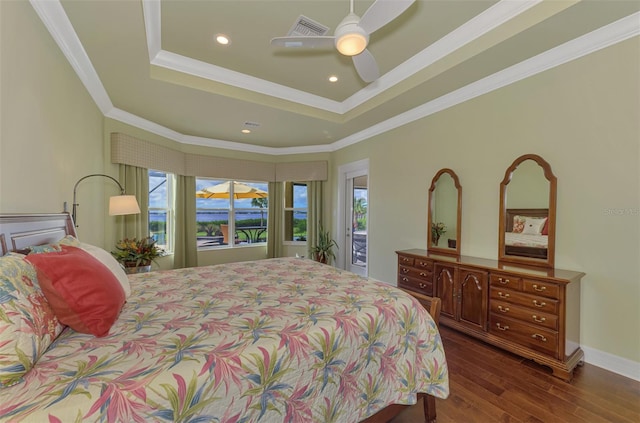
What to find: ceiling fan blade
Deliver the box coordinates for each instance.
[270,36,335,49]
[353,49,379,83]
[359,0,416,34]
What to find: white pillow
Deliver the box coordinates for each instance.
[79,242,131,298]
[522,217,547,235]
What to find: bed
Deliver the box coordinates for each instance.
[504,208,549,259]
[0,213,448,423]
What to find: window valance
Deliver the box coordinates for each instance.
[111,132,327,181]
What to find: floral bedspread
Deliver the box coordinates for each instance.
[0,257,448,422]
[505,232,548,248]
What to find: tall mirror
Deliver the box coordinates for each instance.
[498,154,556,268]
[428,169,461,257]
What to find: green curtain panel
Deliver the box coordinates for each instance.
[174,175,198,268]
[117,164,149,241]
[267,182,283,258]
[306,180,324,259]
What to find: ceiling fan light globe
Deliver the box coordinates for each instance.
[334,19,368,56]
[336,32,368,56]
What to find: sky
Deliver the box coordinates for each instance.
[148,172,307,210]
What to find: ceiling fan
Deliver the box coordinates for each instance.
[270,0,416,83]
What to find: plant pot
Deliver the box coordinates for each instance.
[314,252,327,264]
[123,261,152,274]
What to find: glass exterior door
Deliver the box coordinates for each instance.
[347,173,368,275]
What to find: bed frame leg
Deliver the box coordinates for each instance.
[420,393,437,423]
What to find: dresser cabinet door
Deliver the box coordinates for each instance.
[458,268,489,331]
[434,263,457,320]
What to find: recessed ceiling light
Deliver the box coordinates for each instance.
[241,129,251,134]
[328,75,338,82]
[216,34,230,45]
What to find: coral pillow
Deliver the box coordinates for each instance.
[58,236,131,298]
[25,246,125,337]
[541,217,549,235]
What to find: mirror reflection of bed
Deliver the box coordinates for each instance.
[499,154,556,268]
[504,208,549,259]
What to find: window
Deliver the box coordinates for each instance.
[149,170,173,251]
[284,182,307,242]
[196,179,269,249]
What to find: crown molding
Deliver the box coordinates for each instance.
[332,11,640,151]
[29,0,113,114]
[341,0,541,110]
[151,50,342,113]
[31,1,639,156]
[142,0,540,115]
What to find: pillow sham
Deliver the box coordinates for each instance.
[512,215,526,233]
[58,236,131,298]
[522,217,547,235]
[25,246,125,337]
[0,253,64,388]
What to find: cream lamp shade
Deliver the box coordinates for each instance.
[72,174,141,227]
[109,195,141,216]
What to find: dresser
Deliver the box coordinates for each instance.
[397,249,584,381]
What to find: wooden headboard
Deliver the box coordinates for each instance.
[505,208,548,232]
[0,213,76,255]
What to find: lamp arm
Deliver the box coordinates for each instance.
[72,174,126,227]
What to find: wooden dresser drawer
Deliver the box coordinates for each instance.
[523,279,560,299]
[490,287,559,315]
[490,300,558,330]
[490,273,522,291]
[398,275,433,296]
[414,258,434,271]
[490,314,559,357]
[399,264,432,280]
[398,255,414,266]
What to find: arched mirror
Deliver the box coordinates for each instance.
[498,154,556,268]
[428,169,461,257]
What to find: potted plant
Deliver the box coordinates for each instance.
[311,226,338,265]
[431,222,447,247]
[112,236,165,273]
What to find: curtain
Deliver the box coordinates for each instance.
[173,175,198,268]
[306,180,324,259]
[267,181,283,258]
[116,164,149,241]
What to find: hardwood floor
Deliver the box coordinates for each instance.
[391,326,640,423]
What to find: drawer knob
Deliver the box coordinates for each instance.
[419,272,427,277]
[496,323,509,331]
[498,277,510,285]
[402,257,409,262]
[498,292,510,299]
[419,283,426,289]
[498,305,509,313]
[533,300,547,308]
[531,333,548,342]
[402,268,409,274]
[533,284,546,292]
[402,277,409,282]
[532,315,546,323]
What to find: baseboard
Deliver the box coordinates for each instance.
[583,345,640,382]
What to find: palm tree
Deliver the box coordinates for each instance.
[353,198,367,230]
[251,197,268,227]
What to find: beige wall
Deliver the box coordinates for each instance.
[0,1,105,246]
[331,37,640,364]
